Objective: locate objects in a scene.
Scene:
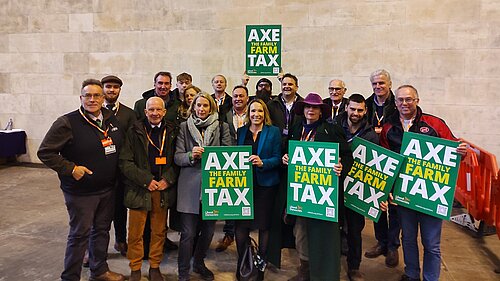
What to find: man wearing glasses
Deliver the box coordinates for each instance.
[38,79,125,281]
[323,79,349,121]
[380,85,467,281]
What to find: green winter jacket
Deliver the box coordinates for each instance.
[119,119,179,211]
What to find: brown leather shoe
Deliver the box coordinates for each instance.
[215,234,234,252]
[347,269,365,281]
[89,270,125,281]
[129,270,141,281]
[114,242,127,256]
[364,243,387,258]
[385,249,399,268]
[149,267,164,281]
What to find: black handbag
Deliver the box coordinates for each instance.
[239,237,266,281]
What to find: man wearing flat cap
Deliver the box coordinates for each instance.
[101,75,137,257]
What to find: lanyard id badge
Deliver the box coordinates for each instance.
[104,144,116,155]
[101,137,116,155]
[145,125,167,166]
[155,157,167,165]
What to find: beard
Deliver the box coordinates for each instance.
[256,89,272,101]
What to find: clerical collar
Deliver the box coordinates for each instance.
[149,122,162,129]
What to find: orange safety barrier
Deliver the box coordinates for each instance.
[455,139,499,239]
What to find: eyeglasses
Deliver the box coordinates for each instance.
[257,83,270,88]
[81,93,103,99]
[328,87,344,92]
[396,98,418,104]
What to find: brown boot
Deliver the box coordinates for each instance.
[149,267,164,281]
[129,270,141,281]
[364,243,387,258]
[215,234,234,252]
[288,259,310,281]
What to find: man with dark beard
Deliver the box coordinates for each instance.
[333,93,378,281]
[252,78,275,102]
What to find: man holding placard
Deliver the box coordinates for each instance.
[335,93,379,281]
[380,85,467,281]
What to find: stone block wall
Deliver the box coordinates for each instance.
[0,0,499,164]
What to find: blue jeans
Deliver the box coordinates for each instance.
[61,189,115,281]
[178,211,216,278]
[398,206,442,281]
[373,204,401,251]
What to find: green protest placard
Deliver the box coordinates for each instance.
[343,137,404,222]
[287,140,339,222]
[393,132,460,220]
[201,146,253,220]
[246,25,282,76]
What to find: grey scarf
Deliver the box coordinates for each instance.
[187,112,219,147]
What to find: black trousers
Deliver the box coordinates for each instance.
[61,189,115,281]
[345,208,366,270]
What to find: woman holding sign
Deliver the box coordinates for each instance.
[281,92,353,281]
[174,92,231,281]
[234,99,282,280]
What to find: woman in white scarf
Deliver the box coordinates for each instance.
[174,92,231,281]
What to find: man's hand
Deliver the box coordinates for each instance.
[457,142,468,156]
[147,179,160,191]
[156,179,170,191]
[72,165,93,180]
[333,160,343,177]
[241,71,250,86]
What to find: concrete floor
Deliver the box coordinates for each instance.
[0,165,499,281]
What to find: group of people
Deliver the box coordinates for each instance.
[37,68,467,281]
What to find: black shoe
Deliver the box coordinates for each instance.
[364,243,387,258]
[164,237,178,251]
[400,274,420,281]
[193,262,214,281]
[113,242,127,256]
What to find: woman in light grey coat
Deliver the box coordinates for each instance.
[174,92,231,281]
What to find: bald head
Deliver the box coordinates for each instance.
[145,97,166,125]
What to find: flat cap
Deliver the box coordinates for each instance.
[101,75,123,86]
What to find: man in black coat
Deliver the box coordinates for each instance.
[101,75,137,257]
[38,79,125,281]
[334,93,379,281]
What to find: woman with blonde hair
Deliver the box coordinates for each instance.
[174,92,232,281]
[178,85,201,122]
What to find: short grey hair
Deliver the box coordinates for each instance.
[370,69,391,82]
